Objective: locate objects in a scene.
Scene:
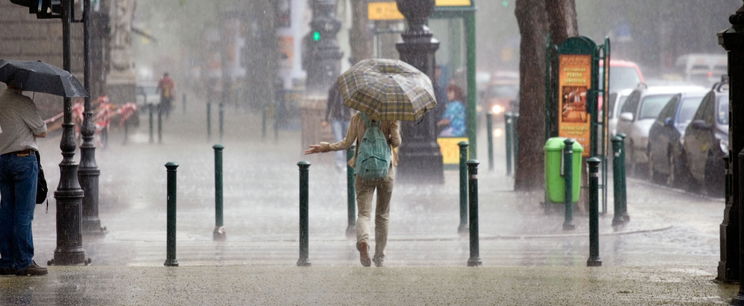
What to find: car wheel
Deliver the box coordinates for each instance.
[704,152,725,198]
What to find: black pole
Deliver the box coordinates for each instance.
[563,139,575,231]
[50,0,88,266]
[207,102,212,141]
[458,142,468,234]
[612,135,626,227]
[148,104,154,144]
[79,0,105,237]
[587,157,602,267]
[466,160,482,267]
[485,113,494,172]
[346,147,356,238]
[157,106,163,144]
[297,161,311,266]
[213,145,225,241]
[719,1,744,285]
[735,151,744,303]
[395,0,444,184]
[164,162,179,267]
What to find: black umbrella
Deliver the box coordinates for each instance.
[0,59,88,98]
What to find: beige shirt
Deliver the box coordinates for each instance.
[0,89,47,154]
[320,113,401,167]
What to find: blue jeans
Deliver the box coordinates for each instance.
[0,154,38,270]
[331,119,349,168]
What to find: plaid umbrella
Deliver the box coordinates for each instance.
[337,58,436,121]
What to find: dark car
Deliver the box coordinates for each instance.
[680,80,729,196]
[647,91,706,185]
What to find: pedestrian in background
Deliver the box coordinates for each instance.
[157,72,175,119]
[322,82,353,171]
[437,84,467,137]
[0,84,48,276]
[305,111,401,267]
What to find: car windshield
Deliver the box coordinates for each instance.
[487,84,518,99]
[718,95,729,125]
[639,94,674,119]
[610,66,641,91]
[677,96,704,125]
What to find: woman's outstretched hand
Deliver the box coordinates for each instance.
[304,144,323,155]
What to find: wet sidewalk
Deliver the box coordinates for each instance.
[4,103,735,304]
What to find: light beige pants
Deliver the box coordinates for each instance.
[355,166,395,258]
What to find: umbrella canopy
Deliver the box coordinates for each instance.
[337,58,436,121]
[0,59,88,98]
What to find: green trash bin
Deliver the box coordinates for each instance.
[544,137,583,203]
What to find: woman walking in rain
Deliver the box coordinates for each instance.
[305,112,400,267]
[304,59,436,267]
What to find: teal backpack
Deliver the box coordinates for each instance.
[355,113,392,180]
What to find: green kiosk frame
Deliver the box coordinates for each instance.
[545,36,611,214]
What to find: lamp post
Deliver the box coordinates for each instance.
[50,0,88,265]
[395,0,444,184]
[305,0,343,96]
[718,1,744,285]
[79,0,106,236]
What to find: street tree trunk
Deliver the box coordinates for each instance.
[349,0,373,65]
[514,0,549,191]
[545,0,578,45]
[514,0,578,191]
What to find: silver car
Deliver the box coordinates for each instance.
[616,85,705,175]
[608,88,633,136]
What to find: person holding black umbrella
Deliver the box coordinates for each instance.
[0,83,48,276]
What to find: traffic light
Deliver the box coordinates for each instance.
[312,31,321,42]
[9,0,62,18]
[501,0,509,8]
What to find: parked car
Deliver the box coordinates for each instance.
[608,89,634,136]
[616,84,706,175]
[606,60,645,92]
[681,80,729,196]
[647,90,707,185]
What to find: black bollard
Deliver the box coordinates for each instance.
[612,135,626,226]
[505,112,514,176]
[618,134,630,222]
[148,104,154,144]
[157,105,163,144]
[164,162,179,267]
[486,113,494,171]
[207,102,212,141]
[219,103,224,142]
[466,160,482,267]
[122,118,128,145]
[563,139,576,231]
[213,145,226,241]
[346,147,356,238]
[458,142,469,234]
[297,161,311,266]
[587,157,602,267]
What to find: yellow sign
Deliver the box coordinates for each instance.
[437,137,468,165]
[436,0,472,6]
[368,2,404,20]
[368,0,471,20]
[558,54,592,157]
